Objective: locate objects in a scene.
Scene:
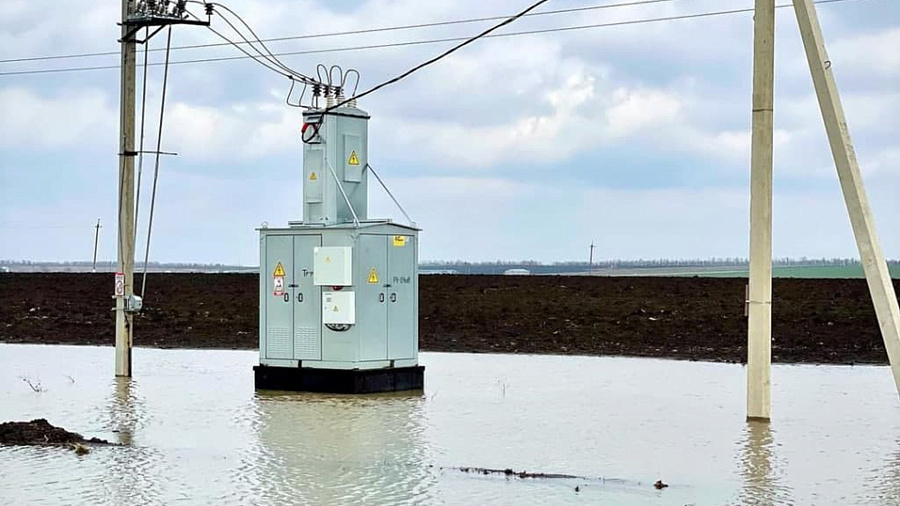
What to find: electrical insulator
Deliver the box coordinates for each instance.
[312,83,322,108]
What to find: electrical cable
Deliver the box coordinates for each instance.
[182,7,317,107]
[0,0,695,64]
[0,0,868,78]
[182,8,298,80]
[285,78,308,108]
[321,0,555,112]
[183,5,319,111]
[186,4,315,109]
[202,8,313,83]
[317,63,330,89]
[141,26,173,300]
[134,27,151,248]
[208,2,316,83]
[344,68,361,95]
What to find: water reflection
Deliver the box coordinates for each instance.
[251,391,437,505]
[4,346,900,505]
[737,421,790,505]
[97,377,163,506]
[104,377,141,445]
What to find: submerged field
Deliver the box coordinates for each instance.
[5,345,900,505]
[1,273,896,364]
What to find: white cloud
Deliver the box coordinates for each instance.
[831,28,900,79]
[2,0,900,263]
[377,69,691,168]
[861,148,900,178]
[0,87,116,149]
[604,87,681,138]
[147,100,303,160]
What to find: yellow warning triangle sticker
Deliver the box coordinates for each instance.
[368,268,379,284]
[324,257,331,264]
[333,306,339,312]
[348,151,360,166]
[309,172,318,181]
[273,262,286,277]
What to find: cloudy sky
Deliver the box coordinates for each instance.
[0,0,898,264]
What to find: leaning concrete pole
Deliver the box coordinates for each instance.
[747,0,776,421]
[116,0,137,377]
[793,0,900,396]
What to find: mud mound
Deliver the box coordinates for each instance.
[0,419,109,446]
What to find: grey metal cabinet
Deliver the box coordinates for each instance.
[293,235,322,360]
[263,234,322,361]
[388,235,416,360]
[260,223,418,370]
[265,235,293,360]
[357,234,388,361]
[356,233,418,362]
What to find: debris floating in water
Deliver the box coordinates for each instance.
[458,467,580,479]
[654,479,669,489]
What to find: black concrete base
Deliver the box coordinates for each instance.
[254,364,425,394]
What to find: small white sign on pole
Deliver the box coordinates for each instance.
[114,272,125,298]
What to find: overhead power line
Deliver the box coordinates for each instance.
[0,0,687,64]
[0,0,869,78]
[325,0,553,112]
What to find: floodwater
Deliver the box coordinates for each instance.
[2,345,900,505]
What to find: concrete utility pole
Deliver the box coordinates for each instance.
[589,242,595,274]
[747,0,775,421]
[116,0,137,377]
[793,0,900,396]
[92,218,102,273]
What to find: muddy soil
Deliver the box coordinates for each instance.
[0,273,896,364]
[0,419,109,446]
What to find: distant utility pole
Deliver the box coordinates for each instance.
[92,218,102,273]
[589,242,595,275]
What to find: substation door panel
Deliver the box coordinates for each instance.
[358,235,389,361]
[293,235,322,361]
[388,235,416,360]
[265,235,294,360]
